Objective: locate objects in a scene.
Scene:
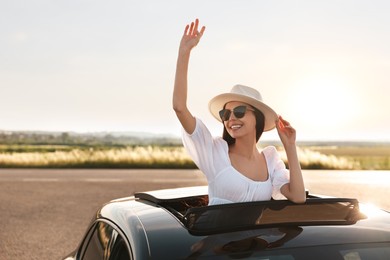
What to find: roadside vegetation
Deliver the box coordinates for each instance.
[0,131,389,170]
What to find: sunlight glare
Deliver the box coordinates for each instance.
[290,76,359,128]
[359,203,383,218]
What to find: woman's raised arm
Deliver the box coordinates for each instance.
[172,19,205,134]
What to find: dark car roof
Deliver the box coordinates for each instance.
[98,186,390,259]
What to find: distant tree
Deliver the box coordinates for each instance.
[61,132,71,144]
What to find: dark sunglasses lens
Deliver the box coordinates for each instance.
[219,109,231,121]
[233,106,247,118]
[219,106,248,121]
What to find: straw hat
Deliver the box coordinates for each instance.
[208,84,278,131]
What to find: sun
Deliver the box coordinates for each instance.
[288,76,358,129]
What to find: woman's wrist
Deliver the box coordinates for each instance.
[282,140,297,150]
[284,144,298,158]
[179,46,192,55]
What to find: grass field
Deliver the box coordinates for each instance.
[306,145,390,170]
[0,146,194,169]
[0,144,389,170]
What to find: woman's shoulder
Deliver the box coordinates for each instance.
[261,146,282,168]
[183,117,227,148]
[261,145,278,157]
[261,145,287,174]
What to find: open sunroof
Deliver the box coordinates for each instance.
[135,187,367,235]
[184,198,366,235]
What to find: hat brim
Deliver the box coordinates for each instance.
[208,93,278,131]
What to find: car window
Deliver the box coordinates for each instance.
[81,221,131,260]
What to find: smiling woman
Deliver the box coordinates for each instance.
[173,19,306,205]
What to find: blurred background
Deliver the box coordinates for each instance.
[1,2,390,259]
[1,0,389,141]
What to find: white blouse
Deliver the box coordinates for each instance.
[182,118,290,205]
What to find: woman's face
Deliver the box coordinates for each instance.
[223,101,257,140]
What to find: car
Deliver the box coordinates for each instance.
[64,185,390,260]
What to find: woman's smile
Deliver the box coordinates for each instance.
[230,124,242,130]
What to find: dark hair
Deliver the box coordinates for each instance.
[222,105,265,146]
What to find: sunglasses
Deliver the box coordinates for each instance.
[219,106,255,121]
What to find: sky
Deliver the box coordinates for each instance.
[1,0,389,141]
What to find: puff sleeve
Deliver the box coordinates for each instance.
[263,146,290,200]
[182,118,226,181]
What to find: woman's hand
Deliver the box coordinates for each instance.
[275,115,296,147]
[179,19,206,52]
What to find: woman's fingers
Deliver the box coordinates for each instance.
[276,116,297,145]
[180,19,206,51]
[276,116,284,129]
[185,19,205,37]
[189,21,195,35]
[194,19,199,34]
[277,116,295,133]
[184,24,190,35]
[194,19,206,35]
[279,116,290,126]
[200,23,206,34]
